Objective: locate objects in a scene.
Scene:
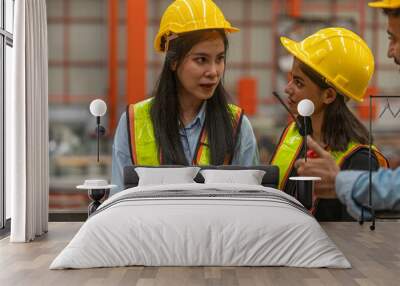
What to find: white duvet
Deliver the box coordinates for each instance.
[50,183,350,269]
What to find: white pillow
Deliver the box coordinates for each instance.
[200,169,266,185]
[135,167,201,186]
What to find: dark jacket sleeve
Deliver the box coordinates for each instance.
[340,148,380,172]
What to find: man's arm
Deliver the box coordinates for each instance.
[336,168,400,219]
[295,136,400,219]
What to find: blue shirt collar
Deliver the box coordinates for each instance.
[181,101,207,130]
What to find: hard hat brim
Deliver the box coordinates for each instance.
[280,36,364,102]
[368,2,400,8]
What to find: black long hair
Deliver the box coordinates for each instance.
[383,8,400,17]
[299,61,370,151]
[150,29,236,165]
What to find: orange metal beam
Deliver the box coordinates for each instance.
[63,0,70,104]
[371,8,379,87]
[108,0,118,133]
[359,0,366,38]
[242,0,252,74]
[271,0,280,93]
[287,0,302,18]
[238,77,257,116]
[126,0,147,105]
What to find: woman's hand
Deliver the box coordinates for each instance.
[294,136,340,198]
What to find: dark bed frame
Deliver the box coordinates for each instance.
[123,165,279,189]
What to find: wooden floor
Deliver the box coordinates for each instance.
[0,222,399,286]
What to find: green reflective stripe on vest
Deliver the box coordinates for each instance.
[330,143,388,168]
[329,142,361,165]
[129,100,242,166]
[132,98,159,165]
[271,122,388,190]
[195,128,210,165]
[271,122,303,189]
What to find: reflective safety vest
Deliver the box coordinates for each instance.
[127,98,244,165]
[271,122,389,190]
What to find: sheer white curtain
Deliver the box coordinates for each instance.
[7,0,49,242]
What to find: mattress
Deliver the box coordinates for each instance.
[50,183,350,269]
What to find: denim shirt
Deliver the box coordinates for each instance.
[335,168,400,219]
[111,102,259,194]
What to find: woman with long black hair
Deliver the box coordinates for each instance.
[111,0,259,193]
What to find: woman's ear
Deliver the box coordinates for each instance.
[322,87,337,105]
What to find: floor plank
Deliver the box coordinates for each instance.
[0,222,399,286]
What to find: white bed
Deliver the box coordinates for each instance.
[50,183,351,269]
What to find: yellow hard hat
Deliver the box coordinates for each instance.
[368,0,400,8]
[154,0,239,52]
[280,27,374,102]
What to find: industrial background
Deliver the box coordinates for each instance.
[46,0,400,214]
